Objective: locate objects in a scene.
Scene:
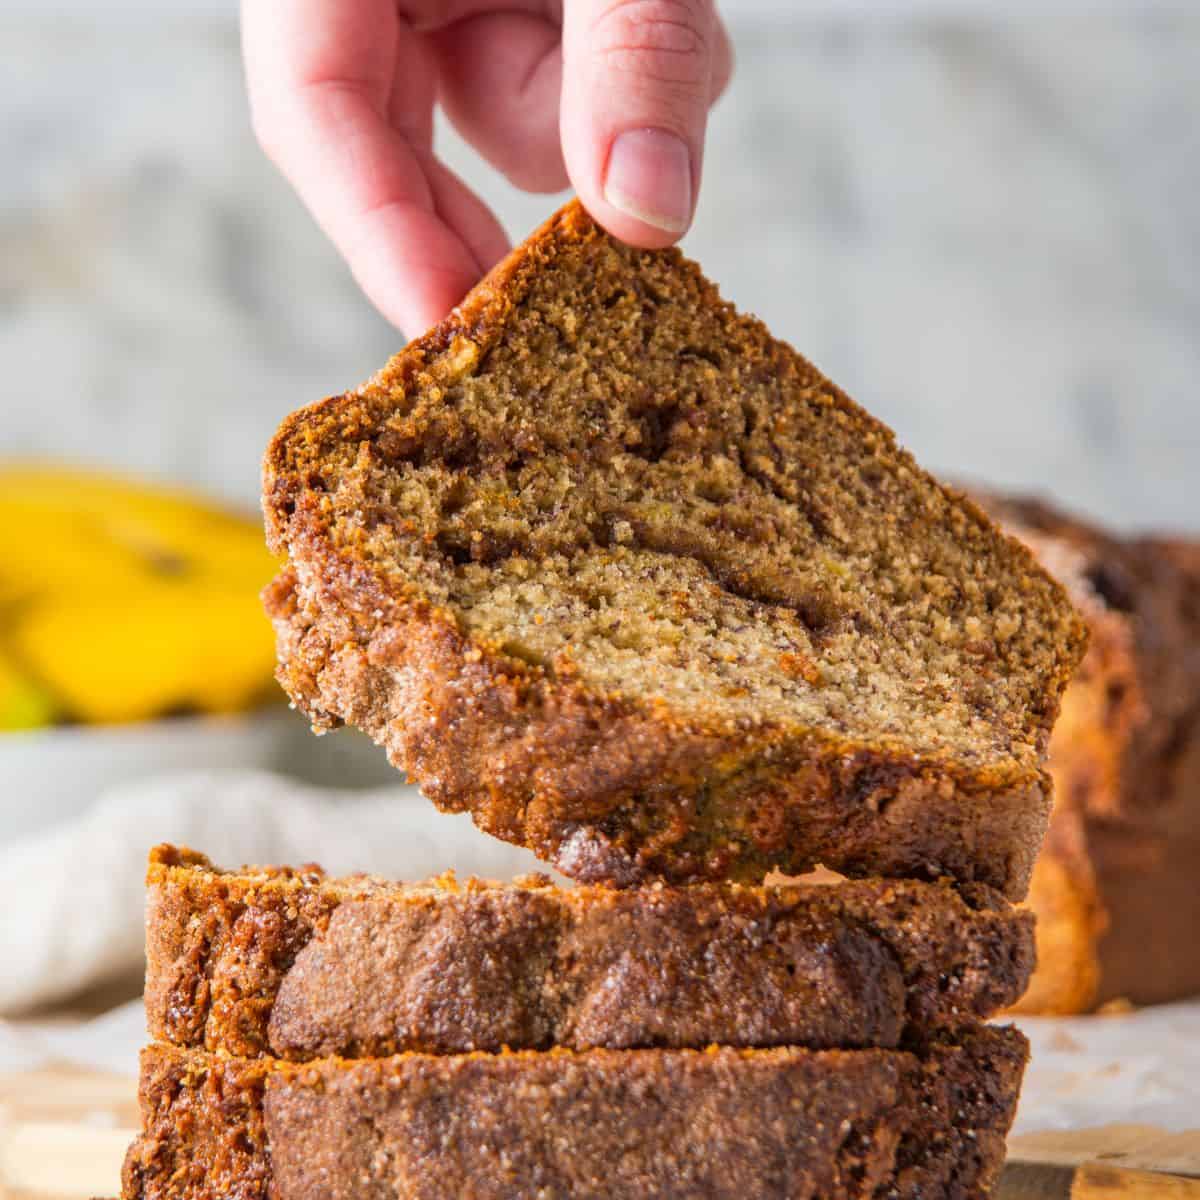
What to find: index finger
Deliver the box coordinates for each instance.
[241,0,509,336]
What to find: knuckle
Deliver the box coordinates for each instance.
[590,0,713,91]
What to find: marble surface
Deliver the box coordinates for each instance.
[2,12,1197,531]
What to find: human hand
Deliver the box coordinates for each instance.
[242,1,733,336]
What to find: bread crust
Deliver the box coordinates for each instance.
[121,1029,1027,1200]
[978,495,1200,1012]
[263,201,1086,897]
[143,845,1035,1060]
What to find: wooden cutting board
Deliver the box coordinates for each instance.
[2,1066,1198,1199]
[0,1068,136,1200]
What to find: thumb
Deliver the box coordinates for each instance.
[560,0,724,248]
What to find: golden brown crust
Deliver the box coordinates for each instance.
[1007,844,1105,1015]
[121,1029,1027,1200]
[269,558,1055,897]
[979,496,1200,827]
[980,495,1200,1012]
[142,845,1035,1060]
[263,201,1086,897]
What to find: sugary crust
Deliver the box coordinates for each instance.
[121,1029,1027,1200]
[980,496,1200,1012]
[1006,844,1105,1015]
[143,844,1034,1059]
[262,201,1085,897]
[988,499,1200,825]
[266,563,1055,898]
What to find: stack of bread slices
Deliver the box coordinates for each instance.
[123,846,1035,1198]
[119,202,1087,1199]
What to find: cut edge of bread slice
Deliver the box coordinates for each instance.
[263,200,1087,897]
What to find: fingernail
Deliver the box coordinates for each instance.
[604,129,693,234]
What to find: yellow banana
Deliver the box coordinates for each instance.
[0,646,58,731]
[0,463,282,726]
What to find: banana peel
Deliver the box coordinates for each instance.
[0,465,272,598]
[13,587,280,725]
[0,463,283,729]
[0,648,59,731]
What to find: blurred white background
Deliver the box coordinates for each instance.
[3,1,1197,530]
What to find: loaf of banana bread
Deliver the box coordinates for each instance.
[978,496,1200,1012]
[263,199,1085,897]
[121,1027,1027,1200]
[144,844,1034,1059]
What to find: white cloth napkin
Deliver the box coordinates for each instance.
[0,768,544,1016]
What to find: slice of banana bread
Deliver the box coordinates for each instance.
[976,494,1200,1012]
[143,845,1034,1060]
[121,1027,1027,1200]
[264,200,1085,896]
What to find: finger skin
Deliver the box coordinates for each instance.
[424,154,513,282]
[711,11,734,102]
[560,0,724,247]
[242,0,508,336]
[242,0,734,331]
[433,13,569,194]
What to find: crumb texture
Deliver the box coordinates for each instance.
[264,200,1086,893]
[142,845,1035,1059]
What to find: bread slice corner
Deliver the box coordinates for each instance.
[263,200,1087,897]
